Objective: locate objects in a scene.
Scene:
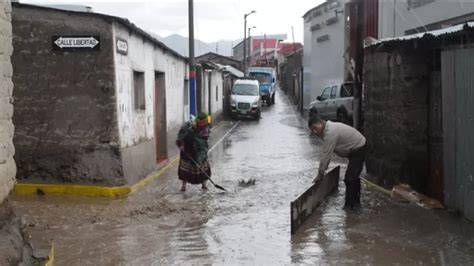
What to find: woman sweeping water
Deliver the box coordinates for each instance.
[176,113,211,192]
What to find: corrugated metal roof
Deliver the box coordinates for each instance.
[367,22,474,48]
[195,52,241,64]
[215,64,244,78]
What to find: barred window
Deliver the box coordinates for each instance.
[133,71,145,111]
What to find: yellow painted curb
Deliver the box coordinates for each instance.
[361,177,392,196]
[14,183,131,197]
[14,156,180,197]
[44,245,54,266]
[131,156,179,193]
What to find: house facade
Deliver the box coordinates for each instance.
[302,0,349,111]
[379,0,474,38]
[196,62,225,122]
[232,34,287,71]
[364,24,474,221]
[12,3,189,186]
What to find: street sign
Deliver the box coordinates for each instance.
[52,36,100,50]
[116,38,128,55]
[290,166,340,234]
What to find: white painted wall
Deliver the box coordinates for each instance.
[210,70,224,118]
[201,72,209,114]
[304,0,349,107]
[200,69,224,119]
[113,23,188,149]
[379,0,474,39]
[303,13,313,109]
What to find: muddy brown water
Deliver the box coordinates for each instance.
[12,90,474,265]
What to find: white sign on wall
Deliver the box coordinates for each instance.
[116,38,128,55]
[52,36,100,50]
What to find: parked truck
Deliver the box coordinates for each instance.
[309,82,354,125]
[248,67,276,106]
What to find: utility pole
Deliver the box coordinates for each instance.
[291,26,296,53]
[189,0,196,116]
[243,16,247,74]
[243,10,256,75]
[264,33,267,60]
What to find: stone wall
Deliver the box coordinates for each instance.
[11,5,123,185]
[0,0,15,204]
[0,2,38,264]
[363,44,431,191]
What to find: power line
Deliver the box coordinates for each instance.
[394,2,421,34]
[407,4,429,32]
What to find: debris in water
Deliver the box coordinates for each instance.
[391,184,444,209]
[36,188,45,196]
[238,179,256,187]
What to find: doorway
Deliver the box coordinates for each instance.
[154,71,167,163]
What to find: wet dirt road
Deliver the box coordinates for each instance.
[12,90,474,265]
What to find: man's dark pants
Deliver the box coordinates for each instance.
[345,145,365,208]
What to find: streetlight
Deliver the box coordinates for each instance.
[243,10,256,75]
[248,26,256,38]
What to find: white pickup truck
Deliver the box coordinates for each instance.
[309,82,354,124]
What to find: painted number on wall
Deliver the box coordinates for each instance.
[116,38,128,55]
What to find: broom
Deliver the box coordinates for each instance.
[182,151,227,192]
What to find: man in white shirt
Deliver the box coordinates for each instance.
[308,115,366,209]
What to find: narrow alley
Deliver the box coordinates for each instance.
[2,0,474,264]
[12,90,474,265]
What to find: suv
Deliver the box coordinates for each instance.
[309,82,354,124]
[230,79,261,120]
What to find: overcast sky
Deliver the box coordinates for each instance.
[22,0,324,43]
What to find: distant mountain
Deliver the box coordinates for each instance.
[156,34,238,57]
[208,39,237,57]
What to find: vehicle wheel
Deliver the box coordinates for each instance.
[337,109,351,125]
[255,113,261,120]
[272,93,276,104]
[267,99,272,107]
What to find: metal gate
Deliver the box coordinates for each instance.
[442,48,474,221]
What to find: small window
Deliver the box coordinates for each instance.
[330,86,338,99]
[133,71,145,111]
[321,87,331,100]
[216,85,219,101]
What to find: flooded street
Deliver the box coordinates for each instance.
[12,90,474,265]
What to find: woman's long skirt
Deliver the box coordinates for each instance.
[178,157,211,185]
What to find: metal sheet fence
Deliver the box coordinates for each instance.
[441,48,474,221]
